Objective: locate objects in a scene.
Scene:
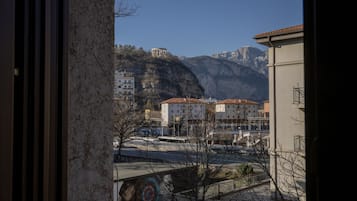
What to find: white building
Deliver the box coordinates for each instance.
[215,99,259,130]
[114,70,135,103]
[255,24,305,201]
[151,48,168,58]
[161,98,206,128]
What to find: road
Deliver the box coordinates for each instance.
[114,139,269,165]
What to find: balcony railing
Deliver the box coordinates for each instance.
[294,135,305,152]
[293,87,304,107]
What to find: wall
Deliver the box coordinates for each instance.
[269,39,305,200]
[269,41,304,150]
[68,0,114,201]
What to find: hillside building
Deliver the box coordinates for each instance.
[114,70,135,104]
[151,48,168,58]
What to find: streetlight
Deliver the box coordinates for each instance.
[175,116,181,137]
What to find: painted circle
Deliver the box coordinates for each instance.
[141,177,159,201]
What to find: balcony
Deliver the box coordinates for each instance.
[294,135,305,152]
[293,87,304,109]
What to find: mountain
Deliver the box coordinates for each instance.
[114,46,204,110]
[212,46,268,77]
[181,56,268,102]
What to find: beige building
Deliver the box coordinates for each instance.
[215,99,259,130]
[151,47,168,57]
[255,25,305,201]
[161,98,206,134]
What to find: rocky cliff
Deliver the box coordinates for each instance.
[114,46,204,110]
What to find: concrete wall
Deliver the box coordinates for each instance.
[269,41,304,151]
[268,39,305,200]
[68,0,114,201]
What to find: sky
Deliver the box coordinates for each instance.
[115,0,303,57]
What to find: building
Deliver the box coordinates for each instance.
[151,48,168,57]
[262,100,269,118]
[215,99,259,130]
[255,24,305,201]
[161,98,206,135]
[114,70,135,103]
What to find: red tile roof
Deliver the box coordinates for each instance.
[216,99,258,105]
[254,24,303,39]
[161,98,204,104]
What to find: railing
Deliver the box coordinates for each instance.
[294,135,305,152]
[293,87,304,105]
[176,172,269,200]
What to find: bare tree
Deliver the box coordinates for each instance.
[235,139,305,201]
[115,0,139,18]
[165,109,227,201]
[113,99,143,161]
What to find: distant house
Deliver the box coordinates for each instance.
[255,24,305,201]
[215,99,259,130]
[151,48,168,58]
[161,98,206,135]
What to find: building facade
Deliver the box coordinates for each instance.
[215,99,259,130]
[151,48,168,58]
[255,25,305,201]
[114,70,135,103]
[161,98,206,134]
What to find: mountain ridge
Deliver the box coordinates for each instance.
[181,55,268,102]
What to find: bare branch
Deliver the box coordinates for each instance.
[115,0,138,18]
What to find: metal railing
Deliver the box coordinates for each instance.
[176,172,269,200]
[293,87,304,105]
[294,135,305,152]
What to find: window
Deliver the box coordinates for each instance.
[294,135,305,152]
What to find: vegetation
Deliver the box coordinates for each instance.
[113,100,144,161]
[237,163,254,176]
[115,0,138,18]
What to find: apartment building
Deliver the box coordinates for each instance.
[161,98,206,131]
[255,24,305,201]
[215,99,259,130]
[114,70,135,103]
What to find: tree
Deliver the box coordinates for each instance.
[233,139,305,201]
[115,0,139,18]
[113,99,143,161]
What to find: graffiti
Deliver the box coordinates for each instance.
[141,177,160,201]
[118,177,161,201]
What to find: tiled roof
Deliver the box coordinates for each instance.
[254,24,303,39]
[216,99,258,105]
[161,98,204,104]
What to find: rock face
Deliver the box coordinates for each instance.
[212,46,268,77]
[114,46,204,110]
[181,56,268,102]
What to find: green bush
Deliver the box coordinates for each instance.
[237,163,254,176]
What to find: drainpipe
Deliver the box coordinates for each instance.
[268,36,278,200]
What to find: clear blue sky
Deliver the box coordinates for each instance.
[115,0,303,57]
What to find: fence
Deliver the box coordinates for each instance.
[176,172,270,200]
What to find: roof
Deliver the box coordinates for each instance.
[161,98,204,104]
[254,25,303,46]
[216,99,258,105]
[254,24,303,39]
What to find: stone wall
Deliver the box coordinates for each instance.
[68,0,114,200]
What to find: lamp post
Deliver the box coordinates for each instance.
[175,116,181,137]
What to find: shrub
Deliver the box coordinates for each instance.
[237,163,254,176]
